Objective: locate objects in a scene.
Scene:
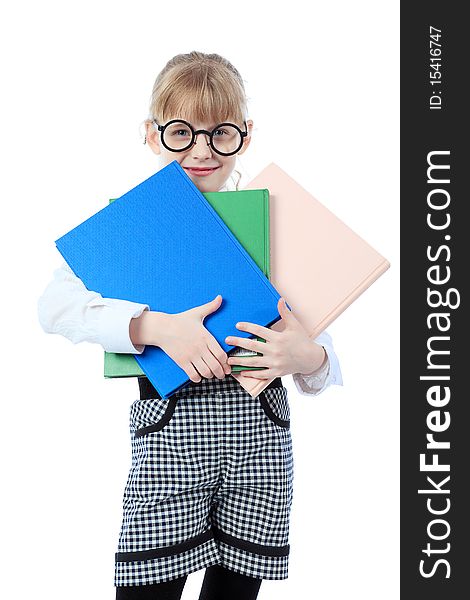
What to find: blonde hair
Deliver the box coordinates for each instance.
[149,51,248,125]
[147,51,250,189]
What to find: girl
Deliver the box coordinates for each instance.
[38,51,342,600]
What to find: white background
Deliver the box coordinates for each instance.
[1,1,399,598]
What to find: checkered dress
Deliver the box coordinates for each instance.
[114,374,293,587]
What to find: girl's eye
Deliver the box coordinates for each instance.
[173,129,190,137]
[213,129,228,137]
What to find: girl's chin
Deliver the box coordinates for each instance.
[194,182,215,192]
[191,176,223,191]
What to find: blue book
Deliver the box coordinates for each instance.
[55,160,283,398]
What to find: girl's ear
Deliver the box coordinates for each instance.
[237,119,254,156]
[145,121,162,155]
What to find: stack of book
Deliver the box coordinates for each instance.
[55,160,390,399]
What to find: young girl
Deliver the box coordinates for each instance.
[38,51,342,600]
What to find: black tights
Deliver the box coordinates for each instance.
[115,564,263,600]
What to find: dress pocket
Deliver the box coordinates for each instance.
[130,396,178,438]
[258,386,291,429]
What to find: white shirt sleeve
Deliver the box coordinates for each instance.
[37,261,150,354]
[291,330,343,397]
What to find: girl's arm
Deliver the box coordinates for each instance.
[37,261,230,382]
[291,330,343,396]
[37,261,150,353]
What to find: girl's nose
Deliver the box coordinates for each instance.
[190,133,213,159]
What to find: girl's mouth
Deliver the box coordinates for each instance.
[183,166,220,177]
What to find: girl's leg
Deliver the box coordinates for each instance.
[198,564,263,600]
[115,574,188,600]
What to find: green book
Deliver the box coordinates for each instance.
[104,188,270,378]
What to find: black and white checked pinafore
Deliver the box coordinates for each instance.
[114,374,294,587]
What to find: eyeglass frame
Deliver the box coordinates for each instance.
[152,118,248,157]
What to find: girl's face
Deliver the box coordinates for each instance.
[146,118,253,193]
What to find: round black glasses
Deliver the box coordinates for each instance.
[153,119,248,157]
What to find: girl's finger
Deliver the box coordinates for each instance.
[182,361,202,383]
[202,348,226,379]
[206,336,231,374]
[238,368,274,380]
[234,321,275,340]
[191,356,214,379]
[225,335,268,354]
[227,355,266,368]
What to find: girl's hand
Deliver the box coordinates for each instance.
[225,297,325,379]
[135,295,231,382]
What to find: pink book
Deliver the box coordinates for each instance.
[231,163,390,397]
